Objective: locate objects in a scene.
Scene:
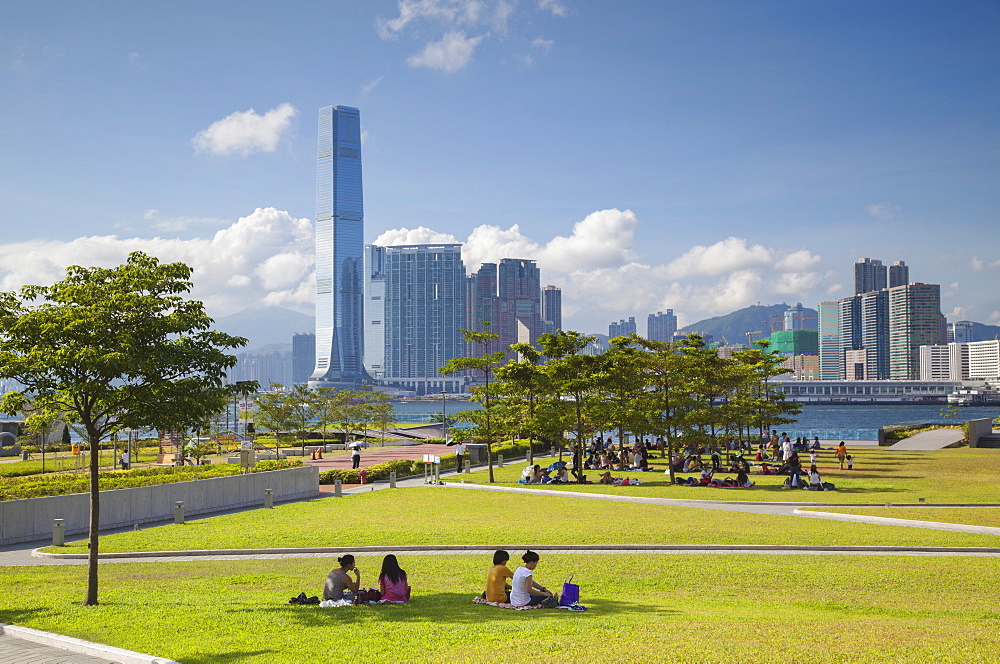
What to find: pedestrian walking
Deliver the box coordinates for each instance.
[453,441,466,471]
[351,444,361,470]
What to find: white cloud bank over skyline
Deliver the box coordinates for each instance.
[0,206,830,332]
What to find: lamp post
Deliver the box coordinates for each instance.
[441,390,448,442]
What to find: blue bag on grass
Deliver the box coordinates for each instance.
[559,575,580,606]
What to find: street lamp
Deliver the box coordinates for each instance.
[441,389,448,442]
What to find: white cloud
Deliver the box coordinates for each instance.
[379,0,565,71]
[990,311,1000,323]
[407,31,486,73]
[374,226,460,246]
[532,37,554,50]
[865,202,901,220]
[0,208,313,317]
[377,209,825,332]
[946,306,970,321]
[377,0,488,39]
[971,256,1000,272]
[361,76,384,95]
[774,249,820,272]
[191,103,298,157]
[538,0,568,17]
[663,237,772,279]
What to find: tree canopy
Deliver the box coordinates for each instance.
[0,251,252,605]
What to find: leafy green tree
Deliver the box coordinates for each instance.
[440,324,506,482]
[494,343,549,464]
[538,330,605,480]
[0,252,251,606]
[256,384,317,453]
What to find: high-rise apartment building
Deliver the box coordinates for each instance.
[647,310,677,342]
[363,244,387,379]
[542,285,562,334]
[888,260,909,288]
[838,296,862,378]
[609,317,637,338]
[949,320,974,343]
[888,283,945,380]
[854,258,886,295]
[311,105,366,387]
[291,333,316,384]
[383,244,466,394]
[498,259,542,355]
[859,289,890,379]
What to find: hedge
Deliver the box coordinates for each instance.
[0,459,302,501]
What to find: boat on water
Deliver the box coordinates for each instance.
[947,388,1000,406]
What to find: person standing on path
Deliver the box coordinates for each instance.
[119,450,130,471]
[453,441,466,472]
[351,444,361,470]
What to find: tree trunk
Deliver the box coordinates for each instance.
[84,434,100,605]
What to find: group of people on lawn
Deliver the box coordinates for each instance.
[323,549,557,609]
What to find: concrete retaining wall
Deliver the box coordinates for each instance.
[968,418,994,448]
[0,465,319,546]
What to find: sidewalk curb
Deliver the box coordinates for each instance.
[0,623,180,664]
[32,542,1000,560]
[793,509,1000,535]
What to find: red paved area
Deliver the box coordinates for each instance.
[304,443,454,471]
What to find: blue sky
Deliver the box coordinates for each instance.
[1,0,998,333]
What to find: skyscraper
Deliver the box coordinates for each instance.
[854,258,886,295]
[888,260,909,288]
[889,283,945,380]
[609,317,637,338]
[647,310,677,342]
[291,333,316,385]
[363,244,387,379]
[383,244,466,394]
[542,285,562,334]
[859,289,890,379]
[818,301,841,380]
[498,259,542,355]
[311,105,366,387]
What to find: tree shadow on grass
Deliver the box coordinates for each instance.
[177,650,278,664]
[254,592,677,627]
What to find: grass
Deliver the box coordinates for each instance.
[449,446,1000,503]
[800,507,1000,528]
[46,485,1000,555]
[2,555,999,663]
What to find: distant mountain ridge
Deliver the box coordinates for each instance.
[212,305,314,353]
[678,303,817,345]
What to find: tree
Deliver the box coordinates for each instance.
[440,324,506,482]
[256,384,317,453]
[0,252,252,606]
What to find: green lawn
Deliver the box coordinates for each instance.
[1,555,998,663]
[800,507,1000,528]
[46,485,1000,555]
[452,446,1000,503]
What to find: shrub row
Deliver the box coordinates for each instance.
[0,459,301,501]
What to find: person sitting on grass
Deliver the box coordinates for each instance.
[484,549,514,603]
[808,465,824,491]
[324,554,360,602]
[378,554,411,603]
[510,550,556,608]
[599,470,615,484]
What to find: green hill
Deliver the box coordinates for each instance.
[678,303,817,345]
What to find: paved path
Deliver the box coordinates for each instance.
[0,623,179,664]
[303,443,453,471]
[889,428,965,450]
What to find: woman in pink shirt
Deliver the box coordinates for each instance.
[378,555,411,603]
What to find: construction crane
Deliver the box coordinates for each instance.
[746,330,763,346]
[763,315,784,334]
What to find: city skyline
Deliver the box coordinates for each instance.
[1,2,998,334]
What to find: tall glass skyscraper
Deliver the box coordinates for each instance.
[311,105,366,386]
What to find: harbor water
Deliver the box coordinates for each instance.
[390,401,998,441]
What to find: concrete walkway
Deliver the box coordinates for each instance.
[889,428,965,450]
[0,623,179,664]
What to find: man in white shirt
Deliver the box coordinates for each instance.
[510,550,555,607]
[453,441,466,472]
